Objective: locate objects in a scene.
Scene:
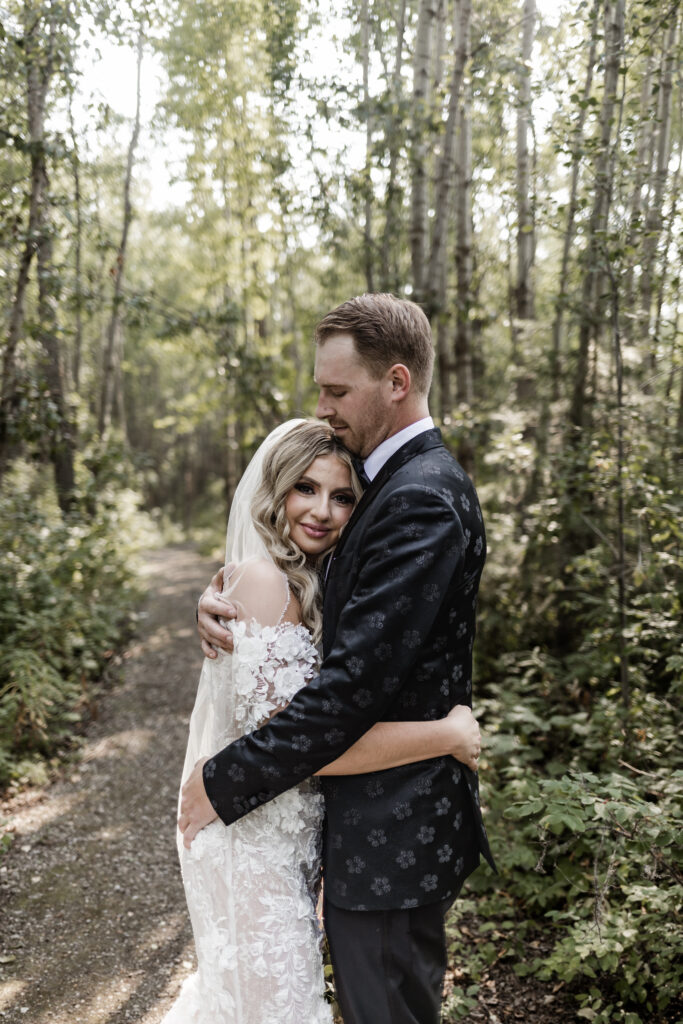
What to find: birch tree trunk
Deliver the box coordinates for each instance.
[431,0,447,98]
[454,99,473,408]
[514,0,535,325]
[569,0,624,432]
[656,95,682,391]
[426,0,471,320]
[410,0,437,302]
[360,0,374,292]
[99,29,144,435]
[549,0,599,397]
[676,325,683,461]
[453,90,475,476]
[380,0,406,293]
[638,16,678,364]
[622,53,655,331]
[68,95,83,393]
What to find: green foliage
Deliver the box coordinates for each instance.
[470,426,683,1020]
[506,770,682,1022]
[0,454,151,785]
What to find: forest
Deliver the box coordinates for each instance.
[0,0,681,1020]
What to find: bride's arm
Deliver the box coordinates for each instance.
[315,704,481,775]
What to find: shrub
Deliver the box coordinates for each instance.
[0,457,152,785]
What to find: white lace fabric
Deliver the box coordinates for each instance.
[162,606,332,1024]
[162,421,333,1023]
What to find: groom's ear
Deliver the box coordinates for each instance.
[387,363,411,401]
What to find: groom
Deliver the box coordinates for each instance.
[182,293,494,1024]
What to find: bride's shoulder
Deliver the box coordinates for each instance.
[229,558,287,589]
[227,559,292,628]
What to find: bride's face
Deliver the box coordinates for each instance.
[284,455,356,556]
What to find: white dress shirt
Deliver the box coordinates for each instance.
[362,416,435,482]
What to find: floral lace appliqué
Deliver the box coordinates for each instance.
[162,619,331,1024]
[230,620,319,732]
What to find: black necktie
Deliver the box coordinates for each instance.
[352,457,370,489]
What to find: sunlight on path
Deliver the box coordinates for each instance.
[0,546,220,1024]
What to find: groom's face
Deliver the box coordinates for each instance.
[314,334,392,457]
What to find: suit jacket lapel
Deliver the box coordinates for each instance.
[326,428,445,573]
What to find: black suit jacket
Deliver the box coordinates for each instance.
[204,428,495,910]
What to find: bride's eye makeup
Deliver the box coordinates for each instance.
[332,491,355,506]
[292,481,355,506]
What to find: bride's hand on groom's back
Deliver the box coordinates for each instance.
[197,565,237,658]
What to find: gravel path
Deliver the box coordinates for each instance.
[0,545,219,1024]
[0,544,582,1024]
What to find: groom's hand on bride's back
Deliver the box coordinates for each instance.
[197,565,237,658]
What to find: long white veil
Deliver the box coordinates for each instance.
[179,418,307,806]
[223,418,307,570]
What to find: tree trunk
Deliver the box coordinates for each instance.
[27,3,74,510]
[410,0,437,302]
[454,101,473,407]
[285,250,305,413]
[652,103,681,389]
[676,329,683,462]
[622,52,655,332]
[36,206,76,513]
[569,0,624,432]
[453,92,474,476]
[360,0,374,292]
[99,29,144,435]
[380,0,406,293]
[549,0,599,398]
[431,0,447,98]
[514,0,535,325]
[0,3,57,480]
[425,0,471,322]
[68,94,84,393]
[638,16,677,364]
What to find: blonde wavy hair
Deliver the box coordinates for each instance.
[250,420,362,643]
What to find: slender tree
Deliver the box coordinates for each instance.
[638,15,678,365]
[99,28,144,436]
[379,0,407,293]
[410,0,437,302]
[569,0,624,432]
[360,0,375,292]
[514,0,536,325]
[549,0,600,397]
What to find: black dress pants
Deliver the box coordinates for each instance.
[324,895,454,1024]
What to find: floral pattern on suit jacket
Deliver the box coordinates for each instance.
[204,428,495,910]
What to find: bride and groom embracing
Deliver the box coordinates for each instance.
[168,293,495,1024]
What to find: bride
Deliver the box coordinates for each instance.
[162,419,481,1024]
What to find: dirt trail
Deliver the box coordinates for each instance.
[0,544,581,1024]
[0,545,219,1024]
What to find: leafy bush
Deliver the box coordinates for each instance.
[0,455,152,785]
[467,434,683,1022]
[507,770,682,1022]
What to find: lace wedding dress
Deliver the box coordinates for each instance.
[161,421,334,1024]
[162,604,332,1024]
